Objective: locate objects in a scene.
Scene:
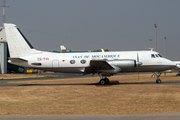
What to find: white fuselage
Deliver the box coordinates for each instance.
[9,50,176,73]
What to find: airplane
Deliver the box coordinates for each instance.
[4,23,176,85]
[60,45,67,52]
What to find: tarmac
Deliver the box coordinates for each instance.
[0,73,180,120]
[0,113,180,120]
[1,75,180,86]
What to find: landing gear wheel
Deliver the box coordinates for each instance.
[176,74,180,76]
[156,79,161,84]
[99,79,106,85]
[104,78,109,84]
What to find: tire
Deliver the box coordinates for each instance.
[156,79,161,84]
[99,79,106,85]
[176,74,180,76]
[104,78,109,84]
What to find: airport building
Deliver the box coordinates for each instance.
[0,27,7,74]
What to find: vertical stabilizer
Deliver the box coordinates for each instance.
[4,23,34,58]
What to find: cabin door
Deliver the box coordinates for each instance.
[52,60,59,68]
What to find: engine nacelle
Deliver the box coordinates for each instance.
[98,59,136,74]
[107,59,136,68]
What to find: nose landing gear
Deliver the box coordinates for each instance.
[154,72,162,84]
[156,79,161,83]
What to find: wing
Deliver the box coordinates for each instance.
[83,60,114,75]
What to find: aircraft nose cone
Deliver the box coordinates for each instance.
[177,65,180,68]
[169,61,176,69]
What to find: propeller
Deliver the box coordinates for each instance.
[136,51,142,79]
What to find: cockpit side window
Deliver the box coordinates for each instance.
[151,54,155,58]
[158,54,163,57]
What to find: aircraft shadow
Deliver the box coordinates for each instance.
[18,81,121,86]
[17,80,180,86]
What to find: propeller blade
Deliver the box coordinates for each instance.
[137,51,140,79]
[138,66,139,80]
[137,51,139,62]
[136,52,143,79]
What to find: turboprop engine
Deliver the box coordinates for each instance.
[98,59,136,74]
[108,59,136,68]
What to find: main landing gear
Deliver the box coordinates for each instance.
[176,74,180,76]
[154,72,162,84]
[176,72,180,76]
[98,73,110,85]
[99,78,109,85]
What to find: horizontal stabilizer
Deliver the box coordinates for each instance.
[8,58,28,62]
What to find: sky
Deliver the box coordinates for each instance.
[1,0,180,60]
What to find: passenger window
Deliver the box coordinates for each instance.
[70,60,76,64]
[151,54,155,58]
[81,59,86,64]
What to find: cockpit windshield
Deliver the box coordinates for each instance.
[158,54,163,57]
[151,54,163,58]
[155,54,159,57]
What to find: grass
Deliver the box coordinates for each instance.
[0,73,180,115]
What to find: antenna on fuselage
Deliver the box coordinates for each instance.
[148,48,154,51]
